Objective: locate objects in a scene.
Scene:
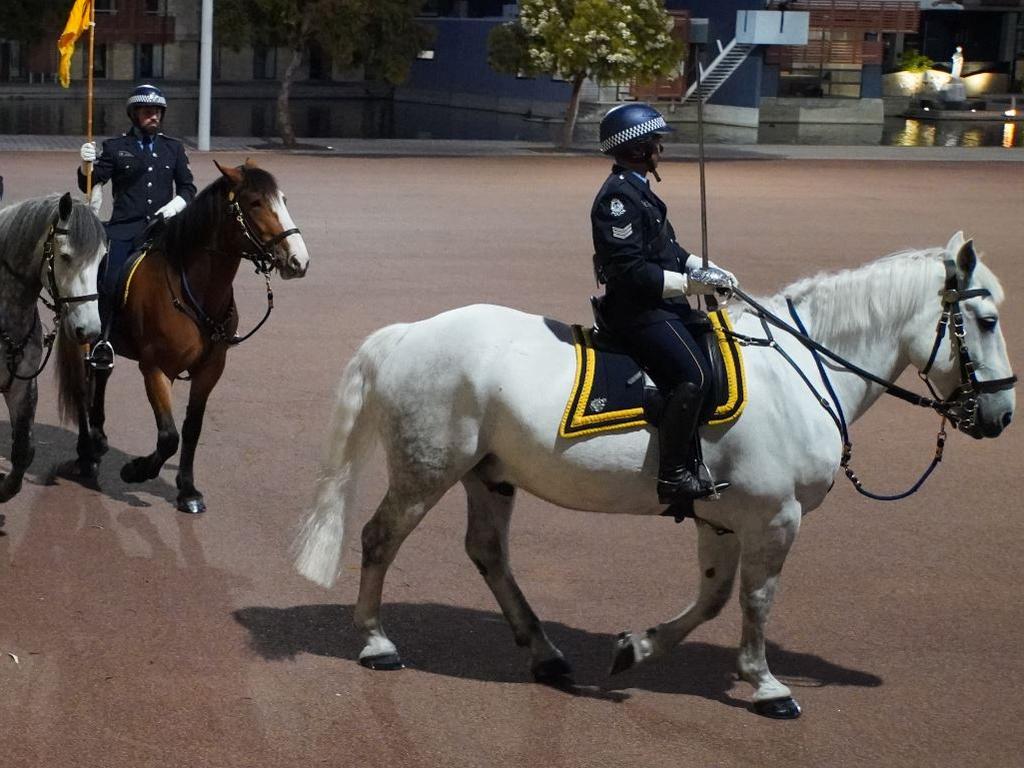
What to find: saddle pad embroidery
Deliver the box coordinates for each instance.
[558,309,747,439]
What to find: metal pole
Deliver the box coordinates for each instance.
[695,43,709,270]
[197,0,213,151]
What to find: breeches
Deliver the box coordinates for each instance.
[624,318,713,398]
[100,238,135,297]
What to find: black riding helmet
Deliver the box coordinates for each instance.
[599,102,673,156]
[126,83,167,122]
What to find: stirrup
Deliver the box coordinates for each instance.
[86,340,115,371]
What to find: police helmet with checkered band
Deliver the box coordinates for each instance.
[126,83,167,119]
[598,102,673,155]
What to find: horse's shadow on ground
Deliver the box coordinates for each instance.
[234,602,882,709]
[21,422,178,508]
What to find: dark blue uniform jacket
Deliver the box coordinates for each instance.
[77,128,196,242]
[591,166,695,330]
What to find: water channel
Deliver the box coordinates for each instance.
[0,96,1020,148]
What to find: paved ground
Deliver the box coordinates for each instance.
[0,150,1022,768]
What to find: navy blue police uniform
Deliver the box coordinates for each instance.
[591,166,712,401]
[77,128,196,296]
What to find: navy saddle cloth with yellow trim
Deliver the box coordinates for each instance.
[559,309,747,439]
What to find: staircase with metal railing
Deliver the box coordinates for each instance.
[681,38,757,106]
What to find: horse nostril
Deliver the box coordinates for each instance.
[1002,411,1012,428]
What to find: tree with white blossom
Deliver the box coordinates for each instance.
[489,0,685,147]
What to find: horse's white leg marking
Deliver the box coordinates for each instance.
[737,500,802,703]
[647,521,741,655]
[462,471,565,671]
[354,484,449,661]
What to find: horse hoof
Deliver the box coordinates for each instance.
[753,696,802,720]
[609,632,638,675]
[359,653,404,671]
[177,497,206,515]
[77,460,99,479]
[532,656,574,686]
[120,463,139,483]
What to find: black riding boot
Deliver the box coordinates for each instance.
[657,382,717,503]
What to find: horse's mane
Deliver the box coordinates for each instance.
[767,247,1004,341]
[159,166,280,259]
[0,195,105,274]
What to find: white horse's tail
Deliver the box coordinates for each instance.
[293,323,409,588]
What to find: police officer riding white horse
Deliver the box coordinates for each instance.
[591,102,737,504]
[77,83,196,367]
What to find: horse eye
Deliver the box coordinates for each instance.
[979,316,998,332]
[249,200,262,208]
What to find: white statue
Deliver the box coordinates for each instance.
[951,46,964,80]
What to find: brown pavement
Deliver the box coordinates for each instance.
[0,150,1022,768]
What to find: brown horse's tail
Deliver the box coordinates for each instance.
[55,324,89,425]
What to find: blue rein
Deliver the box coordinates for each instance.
[784,298,945,501]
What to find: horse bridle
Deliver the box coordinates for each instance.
[0,220,99,390]
[728,258,1017,501]
[228,190,300,276]
[170,191,298,350]
[917,258,1017,431]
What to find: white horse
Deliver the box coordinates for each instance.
[294,232,1015,718]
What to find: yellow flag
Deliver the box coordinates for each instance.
[57,0,92,88]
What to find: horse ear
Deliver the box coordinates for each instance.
[945,230,965,255]
[58,191,73,221]
[956,238,978,277]
[213,159,243,186]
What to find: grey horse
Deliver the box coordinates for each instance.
[0,192,105,502]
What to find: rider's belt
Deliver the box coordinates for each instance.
[559,309,747,439]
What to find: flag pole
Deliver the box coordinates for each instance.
[85,0,95,199]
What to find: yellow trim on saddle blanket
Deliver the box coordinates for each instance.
[558,309,747,439]
[122,248,148,308]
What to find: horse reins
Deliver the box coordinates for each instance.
[0,220,99,391]
[727,260,1016,500]
[171,189,299,347]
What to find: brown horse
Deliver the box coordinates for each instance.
[75,160,310,513]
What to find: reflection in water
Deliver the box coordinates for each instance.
[0,97,1021,147]
[885,118,1023,148]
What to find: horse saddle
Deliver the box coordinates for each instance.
[557,302,747,440]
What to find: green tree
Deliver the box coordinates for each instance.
[488,0,685,148]
[897,48,934,74]
[217,0,432,146]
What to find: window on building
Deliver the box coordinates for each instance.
[145,0,162,14]
[307,46,330,80]
[94,0,115,14]
[136,43,163,80]
[92,43,108,79]
[253,45,276,79]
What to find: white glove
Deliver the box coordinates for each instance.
[154,195,187,219]
[80,141,97,163]
[685,266,737,296]
[684,253,736,284]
